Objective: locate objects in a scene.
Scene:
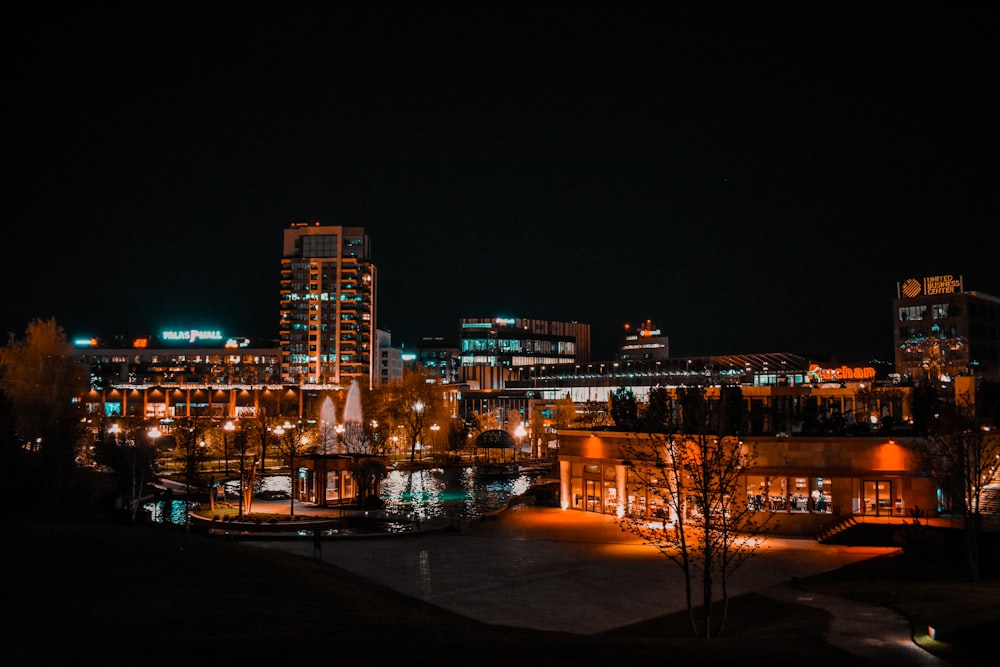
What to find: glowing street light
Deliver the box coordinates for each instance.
[223,420,235,475]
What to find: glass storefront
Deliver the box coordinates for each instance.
[744,475,832,514]
[570,462,842,518]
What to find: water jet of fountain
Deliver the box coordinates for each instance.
[319,396,338,454]
[341,380,364,452]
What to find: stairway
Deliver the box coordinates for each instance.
[816,514,858,543]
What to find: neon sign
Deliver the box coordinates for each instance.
[808,364,876,382]
[161,329,223,343]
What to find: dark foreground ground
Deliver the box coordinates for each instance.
[5,517,998,666]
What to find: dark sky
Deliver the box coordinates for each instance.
[7,3,999,362]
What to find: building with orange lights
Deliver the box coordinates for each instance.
[280,222,376,387]
[618,320,669,360]
[556,430,936,537]
[893,273,1000,384]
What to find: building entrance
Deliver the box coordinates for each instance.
[863,479,893,516]
[585,479,601,512]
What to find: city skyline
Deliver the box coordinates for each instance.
[7,5,999,361]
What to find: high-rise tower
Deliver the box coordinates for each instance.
[279,222,376,387]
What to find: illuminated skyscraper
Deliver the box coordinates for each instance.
[279,222,376,387]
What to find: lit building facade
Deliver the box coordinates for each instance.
[279,222,376,387]
[617,320,669,360]
[893,273,1000,384]
[375,328,404,387]
[73,330,281,394]
[414,336,461,385]
[458,316,590,390]
[506,352,902,434]
[557,430,938,537]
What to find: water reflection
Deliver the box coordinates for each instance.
[380,467,537,520]
[149,466,544,525]
[146,498,190,524]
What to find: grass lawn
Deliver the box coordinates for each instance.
[5,518,997,666]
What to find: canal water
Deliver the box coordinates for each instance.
[145,466,548,525]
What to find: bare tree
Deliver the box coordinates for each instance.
[272,418,314,517]
[231,422,257,517]
[911,391,1000,580]
[385,369,443,463]
[172,417,211,530]
[93,416,158,521]
[529,407,547,458]
[616,385,770,638]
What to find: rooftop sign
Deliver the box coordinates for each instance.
[808,364,876,382]
[161,329,223,343]
[898,274,963,299]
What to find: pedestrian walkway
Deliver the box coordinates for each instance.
[761,585,948,666]
[248,503,945,664]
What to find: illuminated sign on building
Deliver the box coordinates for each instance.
[161,329,223,343]
[808,364,876,382]
[898,274,963,299]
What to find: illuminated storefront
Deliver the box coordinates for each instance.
[557,430,937,536]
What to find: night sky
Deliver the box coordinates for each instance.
[7,4,998,362]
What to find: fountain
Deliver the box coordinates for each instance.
[341,379,365,452]
[319,395,338,454]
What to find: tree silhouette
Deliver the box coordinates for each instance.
[0,318,88,514]
[910,391,1000,580]
[616,385,770,638]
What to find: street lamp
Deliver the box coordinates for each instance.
[412,400,425,462]
[223,420,235,475]
[430,422,440,459]
[515,423,527,461]
[109,423,134,517]
[147,426,163,523]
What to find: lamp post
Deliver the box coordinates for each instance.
[109,423,131,515]
[223,420,234,475]
[275,422,294,517]
[515,423,527,461]
[430,422,440,460]
[412,400,425,462]
[147,426,162,521]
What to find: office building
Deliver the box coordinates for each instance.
[279,222,376,387]
[413,336,461,385]
[893,273,1000,384]
[617,320,669,360]
[458,316,590,390]
[375,328,404,387]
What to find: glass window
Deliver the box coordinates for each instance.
[789,477,809,512]
[812,477,832,513]
[746,475,787,511]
